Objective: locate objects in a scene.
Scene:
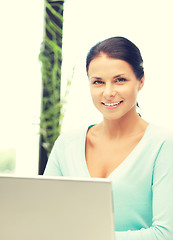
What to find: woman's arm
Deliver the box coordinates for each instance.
[115,136,173,240]
[44,137,63,176]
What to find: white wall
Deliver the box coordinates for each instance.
[0,1,44,175]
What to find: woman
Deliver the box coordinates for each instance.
[44,37,173,239]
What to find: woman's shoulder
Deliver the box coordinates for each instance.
[148,122,173,143]
[54,125,89,146]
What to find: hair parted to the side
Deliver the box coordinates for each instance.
[86,36,144,80]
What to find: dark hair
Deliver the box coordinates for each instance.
[86,36,144,80]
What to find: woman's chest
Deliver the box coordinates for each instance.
[85,137,141,178]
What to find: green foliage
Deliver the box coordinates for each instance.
[0,149,16,173]
[39,0,64,155]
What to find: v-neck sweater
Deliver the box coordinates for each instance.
[44,123,173,240]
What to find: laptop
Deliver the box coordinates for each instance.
[0,175,115,240]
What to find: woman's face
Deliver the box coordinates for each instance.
[88,54,144,121]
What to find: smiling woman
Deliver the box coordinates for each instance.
[44,36,173,240]
[85,37,147,177]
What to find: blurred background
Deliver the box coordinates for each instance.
[0,0,173,175]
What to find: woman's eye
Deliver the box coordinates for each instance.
[116,78,126,83]
[93,80,104,85]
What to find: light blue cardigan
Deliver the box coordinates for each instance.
[44,123,173,240]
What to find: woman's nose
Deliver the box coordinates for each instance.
[103,84,116,99]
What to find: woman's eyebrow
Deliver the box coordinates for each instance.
[113,74,124,79]
[90,76,102,80]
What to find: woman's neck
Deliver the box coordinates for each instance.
[100,112,148,140]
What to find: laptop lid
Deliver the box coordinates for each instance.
[0,175,115,240]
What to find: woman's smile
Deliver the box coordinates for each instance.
[101,100,124,110]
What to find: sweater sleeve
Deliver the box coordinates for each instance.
[44,137,63,176]
[115,136,173,240]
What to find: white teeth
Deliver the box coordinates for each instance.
[104,101,121,106]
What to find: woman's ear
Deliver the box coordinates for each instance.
[138,75,145,91]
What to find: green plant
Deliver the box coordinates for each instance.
[39,0,64,174]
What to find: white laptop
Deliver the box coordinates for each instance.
[0,175,115,240]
